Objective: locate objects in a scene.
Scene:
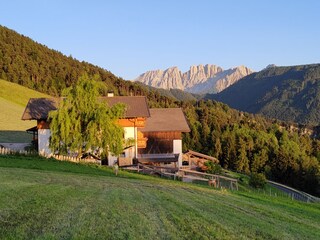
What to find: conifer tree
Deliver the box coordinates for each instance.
[49,74,126,158]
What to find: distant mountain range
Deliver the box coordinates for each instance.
[134,64,253,94]
[209,64,320,126]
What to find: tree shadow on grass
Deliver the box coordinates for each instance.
[0,130,33,143]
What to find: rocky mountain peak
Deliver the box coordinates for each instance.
[233,65,252,74]
[164,66,181,76]
[134,64,253,94]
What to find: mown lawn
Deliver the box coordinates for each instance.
[0,155,319,239]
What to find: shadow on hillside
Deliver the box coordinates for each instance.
[0,130,33,143]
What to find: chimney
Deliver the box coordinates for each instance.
[107,92,114,97]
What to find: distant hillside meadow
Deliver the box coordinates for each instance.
[0,79,49,142]
[0,25,319,196]
[0,155,319,239]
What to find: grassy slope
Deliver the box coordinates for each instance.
[0,155,319,239]
[0,80,49,142]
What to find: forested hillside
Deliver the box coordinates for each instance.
[0,25,319,195]
[182,100,320,195]
[0,25,190,102]
[210,64,320,126]
[0,25,125,96]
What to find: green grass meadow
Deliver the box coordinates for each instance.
[0,79,50,142]
[0,80,49,107]
[0,155,319,239]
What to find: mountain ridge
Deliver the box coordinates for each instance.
[209,63,320,126]
[135,64,253,94]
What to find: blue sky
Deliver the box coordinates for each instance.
[1,0,320,79]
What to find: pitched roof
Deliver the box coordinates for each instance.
[104,96,150,118]
[22,98,59,120]
[139,108,190,132]
[21,96,150,120]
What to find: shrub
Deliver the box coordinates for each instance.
[204,161,222,174]
[249,172,266,188]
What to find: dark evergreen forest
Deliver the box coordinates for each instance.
[210,64,320,126]
[0,25,319,195]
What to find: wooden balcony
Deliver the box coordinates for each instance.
[137,153,179,163]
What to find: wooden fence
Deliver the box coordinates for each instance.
[53,154,81,162]
[125,163,238,190]
[268,180,320,203]
[53,154,101,164]
[178,169,239,191]
[0,147,33,155]
[136,163,178,179]
[0,147,100,164]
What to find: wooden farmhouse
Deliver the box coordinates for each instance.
[22,96,190,167]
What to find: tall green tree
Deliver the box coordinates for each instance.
[49,74,126,158]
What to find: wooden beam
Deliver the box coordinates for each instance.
[186,150,219,163]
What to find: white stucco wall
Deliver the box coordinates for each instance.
[124,127,135,139]
[38,129,52,157]
[124,147,134,159]
[108,127,135,166]
[124,126,137,159]
[173,139,182,168]
[108,153,118,166]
